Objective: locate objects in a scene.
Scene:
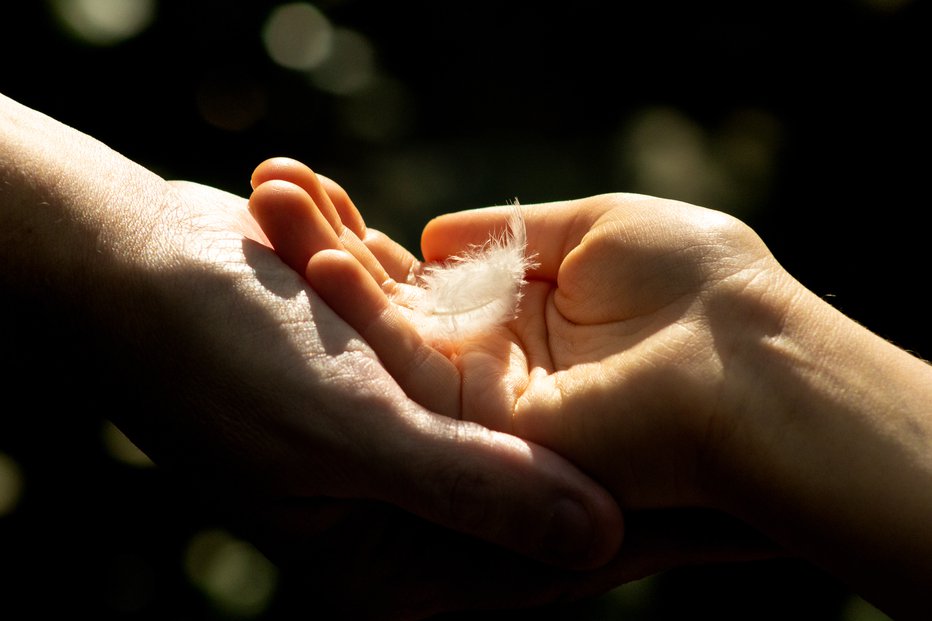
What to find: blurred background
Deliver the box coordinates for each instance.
[1,0,927,619]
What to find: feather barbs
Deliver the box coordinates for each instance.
[391,204,535,343]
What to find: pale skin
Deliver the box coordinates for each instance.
[250,156,932,619]
[1,92,644,620]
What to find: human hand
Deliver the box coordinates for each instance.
[251,156,932,618]
[249,159,790,569]
[249,158,787,513]
[0,93,624,619]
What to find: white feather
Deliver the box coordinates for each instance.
[392,204,534,342]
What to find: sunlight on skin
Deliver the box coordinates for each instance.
[247,157,932,618]
[247,158,740,511]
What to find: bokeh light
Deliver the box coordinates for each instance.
[597,575,659,616]
[0,451,24,516]
[100,421,154,468]
[261,2,333,71]
[184,528,278,618]
[308,27,376,95]
[844,595,897,621]
[617,107,723,204]
[1,2,923,619]
[47,0,157,46]
[615,106,781,218]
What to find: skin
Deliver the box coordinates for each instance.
[250,157,932,619]
[0,92,634,620]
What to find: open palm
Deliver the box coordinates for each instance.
[250,158,791,512]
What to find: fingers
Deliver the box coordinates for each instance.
[364,228,421,284]
[306,249,462,418]
[251,157,350,237]
[251,157,367,239]
[317,172,367,239]
[366,411,625,571]
[248,179,342,274]
[306,250,608,572]
[249,158,456,418]
[249,159,390,285]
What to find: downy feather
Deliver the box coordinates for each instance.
[394,205,534,342]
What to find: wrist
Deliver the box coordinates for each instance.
[709,274,932,611]
[1,92,167,309]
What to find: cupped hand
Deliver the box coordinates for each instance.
[415,190,932,620]
[1,95,624,619]
[426,195,798,511]
[251,160,794,513]
[125,179,624,617]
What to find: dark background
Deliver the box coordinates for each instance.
[1,0,926,619]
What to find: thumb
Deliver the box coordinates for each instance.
[420,200,605,281]
[363,410,624,571]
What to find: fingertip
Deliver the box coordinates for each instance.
[251,156,310,190]
[249,179,341,274]
[247,178,296,222]
[420,212,471,263]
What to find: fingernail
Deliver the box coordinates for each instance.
[539,498,595,568]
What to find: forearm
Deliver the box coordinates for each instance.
[722,282,932,617]
[0,92,165,305]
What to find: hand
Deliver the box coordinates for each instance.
[250,157,932,618]
[250,160,778,512]
[248,160,788,571]
[1,93,624,619]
